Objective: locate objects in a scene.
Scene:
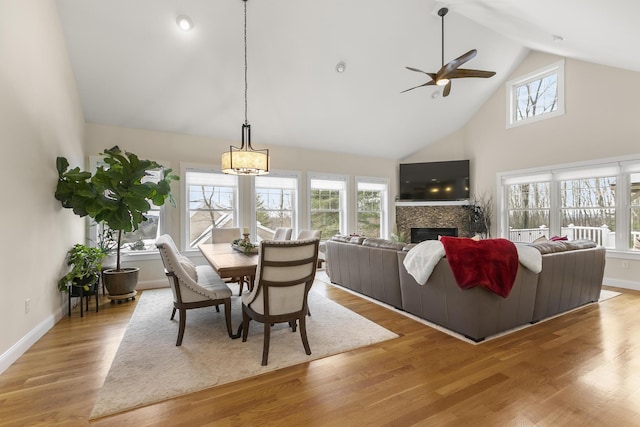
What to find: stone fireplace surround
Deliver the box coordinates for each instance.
[395,202,471,243]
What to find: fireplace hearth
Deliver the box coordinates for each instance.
[411,227,458,243]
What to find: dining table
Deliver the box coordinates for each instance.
[198,242,258,292]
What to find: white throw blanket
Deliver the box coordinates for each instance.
[403,240,542,285]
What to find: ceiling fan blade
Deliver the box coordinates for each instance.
[406,67,437,81]
[442,81,452,97]
[448,68,496,79]
[438,49,478,80]
[400,80,436,93]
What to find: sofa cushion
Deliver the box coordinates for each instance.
[532,239,597,254]
[362,238,407,251]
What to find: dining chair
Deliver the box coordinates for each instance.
[272,227,292,240]
[211,227,247,295]
[211,227,242,243]
[241,238,320,365]
[296,229,321,240]
[156,234,233,346]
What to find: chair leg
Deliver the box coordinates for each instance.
[215,305,220,313]
[238,277,244,296]
[176,308,186,346]
[170,307,176,320]
[262,322,271,366]
[241,309,250,342]
[223,299,232,337]
[95,291,99,313]
[68,292,71,317]
[299,315,311,356]
[289,320,297,332]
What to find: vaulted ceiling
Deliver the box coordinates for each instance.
[55,0,640,160]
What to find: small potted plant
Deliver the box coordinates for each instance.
[57,244,105,294]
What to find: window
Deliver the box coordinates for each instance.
[89,157,168,254]
[185,169,238,249]
[309,175,347,239]
[560,176,616,245]
[631,173,640,250]
[506,179,551,242]
[499,159,640,251]
[255,174,298,241]
[356,178,388,238]
[506,60,564,128]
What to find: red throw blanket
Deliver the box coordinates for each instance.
[440,236,518,298]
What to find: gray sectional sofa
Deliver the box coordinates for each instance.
[325,235,606,342]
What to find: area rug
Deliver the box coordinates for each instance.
[90,285,398,419]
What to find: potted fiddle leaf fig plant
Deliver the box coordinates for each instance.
[55,146,178,301]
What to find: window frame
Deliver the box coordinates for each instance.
[253,171,300,241]
[87,155,171,260]
[181,164,240,252]
[307,173,348,238]
[355,176,389,238]
[506,60,565,129]
[498,156,640,257]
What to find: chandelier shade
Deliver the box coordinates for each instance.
[221,124,269,175]
[221,0,270,176]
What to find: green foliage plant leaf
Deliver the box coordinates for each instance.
[55,146,178,271]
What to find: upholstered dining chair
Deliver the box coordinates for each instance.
[211,227,247,295]
[241,238,320,365]
[296,229,321,240]
[272,227,292,240]
[211,227,242,243]
[156,234,233,346]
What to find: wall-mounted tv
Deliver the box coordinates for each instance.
[399,160,470,201]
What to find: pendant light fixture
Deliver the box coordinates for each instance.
[221,0,270,175]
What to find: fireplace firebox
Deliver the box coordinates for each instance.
[411,227,458,243]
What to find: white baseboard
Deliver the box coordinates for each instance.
[603,277,640,291]
[0,307,64,375]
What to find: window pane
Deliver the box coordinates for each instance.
[515,73,558,122]
[186,170,237,248]
[560,176,615,247]
[630,173,640,250]
[507,182,550,242]
[256,181,295,242]
[311,212,340,238]
[357,189,382,237]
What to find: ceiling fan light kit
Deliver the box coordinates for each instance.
[402,7,496,97]
[221,0,270,176]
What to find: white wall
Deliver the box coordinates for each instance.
[0,0,85,372]
[84,123,398,287]
[403,51,640,289]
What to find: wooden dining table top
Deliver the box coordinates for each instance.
[198,243,258,279]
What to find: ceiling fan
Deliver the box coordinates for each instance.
[402,7,496,97]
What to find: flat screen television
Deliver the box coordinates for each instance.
[399,160,470,201]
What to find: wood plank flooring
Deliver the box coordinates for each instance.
[1,278,639,426]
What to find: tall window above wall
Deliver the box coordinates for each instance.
[184,169,238,249]
[254,174,298,242]
[309,175,347,239]
[506,60,565,128]
[356,178,388,238]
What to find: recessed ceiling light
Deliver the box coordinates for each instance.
[176,15,194,32]
[336,62,346,73]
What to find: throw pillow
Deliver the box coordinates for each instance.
[533,236,548,243]
[177,255,198,281]
[550,235,568,241]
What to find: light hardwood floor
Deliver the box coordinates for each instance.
[1,277,639,426]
